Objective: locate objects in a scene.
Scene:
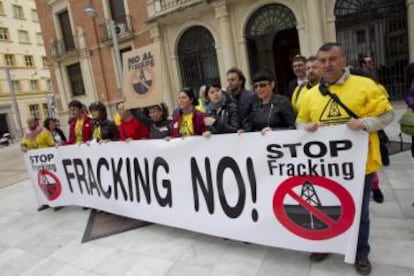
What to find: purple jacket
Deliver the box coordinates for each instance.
[406,81,414,109]
[170,109,205,137]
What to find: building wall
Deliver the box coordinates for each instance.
[0,0,52,138]
[147,0,412,104]
[146,0,332,101]
[35,0,152,129]
[36,0,414,123]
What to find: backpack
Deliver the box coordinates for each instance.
[399,109,414,135]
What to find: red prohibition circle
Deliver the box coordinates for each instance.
[273,175,355,240]
[37,170,62,201]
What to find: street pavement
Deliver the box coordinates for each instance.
[0,102,413,276]
[0,143,28,189]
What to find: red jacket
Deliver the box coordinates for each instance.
[119,117,149,141]
[65,114,93,145]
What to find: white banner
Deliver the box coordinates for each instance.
[24,125,368,263]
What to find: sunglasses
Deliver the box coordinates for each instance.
[253,82,270,89]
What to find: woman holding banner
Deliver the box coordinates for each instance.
[116,101,149,141]
[89,102,120,143]
[170,88,205,137]
[145,103,172,139]
[243,71,296,134]
[202,83,240,136]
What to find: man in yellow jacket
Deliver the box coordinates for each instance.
[21,117,55,152]
[296,43,393,275]
[291,55,322,114]
[21,116,56,211]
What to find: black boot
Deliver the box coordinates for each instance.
[372,188,384,203]
[37,205,50,211]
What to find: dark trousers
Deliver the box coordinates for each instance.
[411,136,414,157]
[356,173,373,260]
[378,130,389,166]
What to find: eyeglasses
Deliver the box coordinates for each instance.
[253,82,270,89]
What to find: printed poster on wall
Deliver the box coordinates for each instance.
[122,43,162,108]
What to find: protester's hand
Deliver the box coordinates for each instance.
[304,122,321,132]
[261,127,271,135]
[202,131,211,137]
[164,136,171,142]
[125,138,133,143]
[347,118,366,131]
[237,129,245,135]
[99,139,110,144]
[21,146,27,153]
[204,117,216,126]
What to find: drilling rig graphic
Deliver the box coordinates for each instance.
[132,68,153,95]
[284,180,342,230]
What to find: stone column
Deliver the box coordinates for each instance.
[408,0,414,61]
[149,24,174,109]
[214,1,236,71]
[307,0,325,53]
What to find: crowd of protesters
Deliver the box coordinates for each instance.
[21,41,414,275]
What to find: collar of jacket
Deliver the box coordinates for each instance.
[321,67,351,87]
[94,119,110,126]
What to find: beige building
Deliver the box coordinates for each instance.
[0,0,53,139]
[146,0,412,103]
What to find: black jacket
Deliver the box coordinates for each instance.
[149,119,171,139]
[229,89,257,127]
[205,98,240,134]
[286,78,298,100]
[92,119,119,141]
[244,94,296,132]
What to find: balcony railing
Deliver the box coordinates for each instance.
[99,15,133,42]
[147,0,205,18]
[159,0,194,10]
[50,37,79,59]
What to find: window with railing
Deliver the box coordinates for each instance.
[12,80,20,92]
[67,63,85,96]
[18,30,30,43]
[13,5,24,19]
[0,2,5,16]
[29,104,40,119]
[46,79,51,91]
[42,56,48,67]
[0,27,9,40]
[25,55,34,67]
[31,9,38,21]
[36,32,43,45]
[4,54,15,66]
[42,103,49,118]
[30,80,38,91]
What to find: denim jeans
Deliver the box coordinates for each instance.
[356,173,374,260]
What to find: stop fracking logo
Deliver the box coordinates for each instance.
[273,175,356,240]
[37,170,62,201]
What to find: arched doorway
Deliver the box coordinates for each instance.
[177,26,220,93]
[335,0,408,99]
[245,4,299,95]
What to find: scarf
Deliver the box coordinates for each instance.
[25,125,44,140]
[208,94,227,112]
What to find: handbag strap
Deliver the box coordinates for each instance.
[319,84,359,119]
